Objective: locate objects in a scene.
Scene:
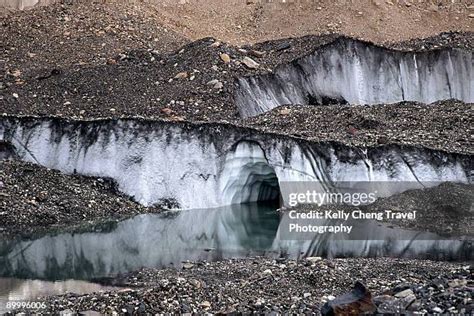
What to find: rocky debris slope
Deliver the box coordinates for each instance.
[0,1,188,74]
[0,160,160,237]
[55,0,473,46]
[362,182,474,237]
[291,182,474,238]
[1,33,472,130]
[243,101,474,155]
[35,257,473,314]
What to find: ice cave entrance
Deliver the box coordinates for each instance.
[223,143,281,207]
[234,161,281,206]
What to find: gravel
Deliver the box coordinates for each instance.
[0,1,188,74]
[20,257,473,314]
[1,32,472,122]
[0,160,161,237]
[243,101,474,155]
[362,182,474,237]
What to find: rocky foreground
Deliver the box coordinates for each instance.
[17,257,472,315]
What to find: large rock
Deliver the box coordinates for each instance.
[321,282,376,315]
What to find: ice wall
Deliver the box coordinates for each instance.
[235,38,473,117]
[0,117,471,209]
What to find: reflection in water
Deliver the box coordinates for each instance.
[277,215,473,261]
[0,203,280,280]
[0,203,472,283]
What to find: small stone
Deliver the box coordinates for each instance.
[469,14,474,18]
[394,289,414,298]
[306,256,322,262]
[448,279,467,287]
[12,93,19,99]
[263,269,273,275]
[303,293,311,298]
[207,79,219,86]
[207,79,224,89]
[174,72,188,79]
[200,301,211,308]
[11,70,21,77]
[220,53,231,63]
[242,57,259,69]
[189,279,201,289]
[279,108,291,115]
[210,41,221,47]
[432,307,443,313]
[249,50,266,58]
[182,262,194,269]
[161,107,175,115]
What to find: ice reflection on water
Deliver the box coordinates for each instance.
[0,203,471,282]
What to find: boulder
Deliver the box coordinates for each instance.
[321,282,376,315]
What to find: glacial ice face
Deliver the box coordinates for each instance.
[0,117,471,209]
[235,38,474,117]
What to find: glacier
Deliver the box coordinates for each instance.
[235,38,474,117]
[1,116,471,209]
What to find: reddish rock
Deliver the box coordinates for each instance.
[321,282,376,315]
